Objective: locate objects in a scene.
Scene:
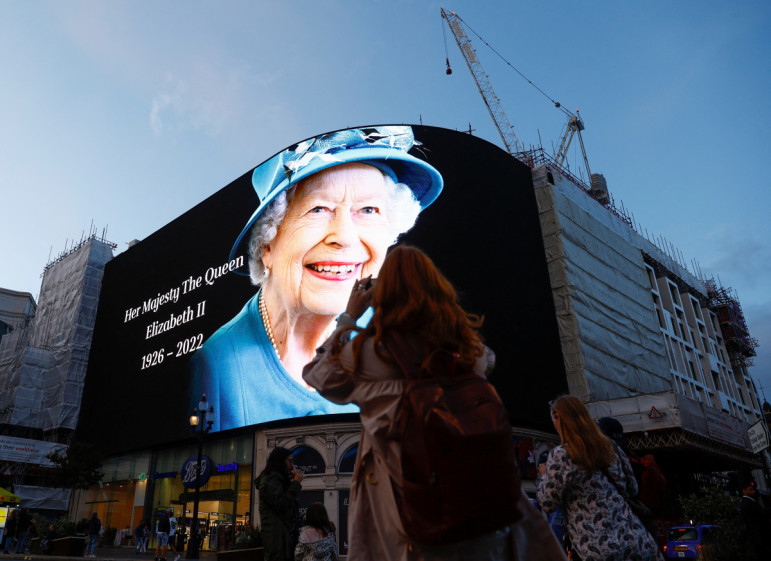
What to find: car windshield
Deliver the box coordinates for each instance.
[668,528,698,541]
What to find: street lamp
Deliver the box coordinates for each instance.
[186,394,214,560]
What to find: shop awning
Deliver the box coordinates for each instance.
[0,487,21,505]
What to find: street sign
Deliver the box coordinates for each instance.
[747,420,770,454]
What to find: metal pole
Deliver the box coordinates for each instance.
[186,434,203,560]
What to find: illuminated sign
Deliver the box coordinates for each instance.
[181,456,212,489]
[152,471,177,480]
[77,124,567,452]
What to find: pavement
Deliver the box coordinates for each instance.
[0,547,218,561]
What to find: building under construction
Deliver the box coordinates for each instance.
[0,232,115,507]
[529,158,764,494]
[442,7,767,496]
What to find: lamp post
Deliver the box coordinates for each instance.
[186,394,214,560]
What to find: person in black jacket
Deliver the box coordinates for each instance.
[41,524,55,552]
[256,447,303,561]
[155,511,171,561]
[85,513,102,558]
[740,482,771,560]
[14,508,31,554]
[2,509,18,554]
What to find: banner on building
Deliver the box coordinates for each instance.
[0,436,66,466]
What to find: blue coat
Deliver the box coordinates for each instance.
[188,291,358,432]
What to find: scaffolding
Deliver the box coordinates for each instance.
[706,279,758,367]
[0,233,114,433]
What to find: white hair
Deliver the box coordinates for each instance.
[247,171,421,285]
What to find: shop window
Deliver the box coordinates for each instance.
[291,446,325,475]
[338,445,358,474]
[296,490,326,527]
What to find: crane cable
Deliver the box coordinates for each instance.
[448,12,573,119]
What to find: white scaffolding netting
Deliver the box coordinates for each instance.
[0,238,113,431]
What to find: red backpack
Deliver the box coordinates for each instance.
[382,333,522,545]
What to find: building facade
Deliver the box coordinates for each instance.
[531,161,766,490]
[0,288,36,345]
[0,235,115,508]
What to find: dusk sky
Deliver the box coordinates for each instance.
[1,1,769,399]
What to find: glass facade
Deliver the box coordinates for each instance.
[151,433,253,551]
[72,453,151,540]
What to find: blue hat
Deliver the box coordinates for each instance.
[229,126,443,268]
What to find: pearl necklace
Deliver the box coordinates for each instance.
[259,291,280,360]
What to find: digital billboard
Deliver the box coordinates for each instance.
[77,125,567,453]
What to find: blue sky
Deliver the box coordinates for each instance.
[1,1,769,400]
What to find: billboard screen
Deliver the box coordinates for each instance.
[77,125,566,452]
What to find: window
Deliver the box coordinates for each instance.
[691,298,703,322]
[646,267,657,290]
[291,445,326,475]
[338,445,358,474]
[669,283,681,308]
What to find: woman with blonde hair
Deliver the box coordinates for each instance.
[537,395,662,561]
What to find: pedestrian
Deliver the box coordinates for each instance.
[256,447,303,561]
[537,395,663,561]
[155,510,171,561]
[294,502,337,561]
[142,523,150,555]
[597,416,662,538]
[175,523,185,553]
[739,481,770,560]
[14,508,31,554]
[85,512,102,558]
[2,509,18,554]
[165,510,181,561]
[303,245,556,560]
[41,524,55,552]
[135,521,146,555]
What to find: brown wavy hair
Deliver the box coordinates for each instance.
[337,245,485,371]
[551,395,614,472]
[303,502,335,537]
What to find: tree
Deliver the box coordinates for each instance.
[679,486,750,561]
[46,441,104,490]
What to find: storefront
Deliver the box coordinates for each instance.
[72,453,152,541]
[150,433,253,552]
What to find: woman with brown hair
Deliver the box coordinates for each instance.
[294,502,338,561]
[302,245,522,560]
[537,395,662,561]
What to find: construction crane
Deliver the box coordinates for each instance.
[441,8,593,184]
[440,8,523,155]
[555,112,592,180]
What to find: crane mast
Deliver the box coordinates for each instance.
[441,8,523,155]
[555,113,592,179]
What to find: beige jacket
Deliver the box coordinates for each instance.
[303,327,516,561]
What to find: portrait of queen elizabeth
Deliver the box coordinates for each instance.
[188,126,443,431]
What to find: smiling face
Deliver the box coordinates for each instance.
[261,163,392,318]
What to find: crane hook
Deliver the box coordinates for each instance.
[445,57,453,75]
